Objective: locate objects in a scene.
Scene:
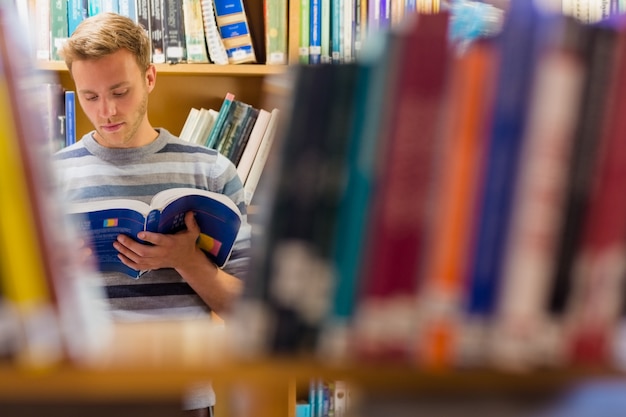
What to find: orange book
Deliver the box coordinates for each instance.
[416,39,498,369]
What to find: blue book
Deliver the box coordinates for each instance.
[68,0,88,35]
[67,188,242,278]
[309,0,322,64]
[118,0,138,21]
[213,0,256,63]
[464,0,555,317]
[64,90,76,147]
[88,0,102,16]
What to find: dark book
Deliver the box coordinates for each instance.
[67,188,242,278]
[548,22,619,316]
[242,0,266,64]
[149,0,166,63]
[318,29,402,361]
[162,0,187,63]
[215,100,253,159]
[564,15,626,367]
[230,106,259,166]
[234,63,358,355]
[137,0,152,39]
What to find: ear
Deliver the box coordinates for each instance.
[145,64,157,93]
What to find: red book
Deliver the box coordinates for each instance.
[352,13,451,361]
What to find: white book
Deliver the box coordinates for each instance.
[243,108,280,205]
[200,0,229,65]
[179,107,201,141]
[182,0,211,63]
[236,108,271,184]
[188,108,214,145]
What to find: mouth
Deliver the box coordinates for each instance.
[101,122,124,133]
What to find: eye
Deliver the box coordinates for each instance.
[83,94,97,101]
[113,89,128,97]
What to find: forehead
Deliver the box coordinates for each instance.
[72,49,142,91]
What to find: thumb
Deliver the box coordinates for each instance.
[185,211,200,235]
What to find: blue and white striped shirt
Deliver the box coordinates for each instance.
[53,128,252,320]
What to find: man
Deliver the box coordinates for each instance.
[53,12,251,416]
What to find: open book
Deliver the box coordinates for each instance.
[68,188,242,278]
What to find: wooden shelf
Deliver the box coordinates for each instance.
[37,60,289,76]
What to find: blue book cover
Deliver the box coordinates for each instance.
[309,0,321,64]
[64,90,76,147]
[67,188,242,278]
[464,0,555,316]
[68,0,88,35]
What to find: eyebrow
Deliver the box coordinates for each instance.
[78,82,131,95]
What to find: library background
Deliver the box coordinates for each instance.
[2,0,626,416]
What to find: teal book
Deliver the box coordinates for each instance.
[67,188,242,278]
[205,92,235,148]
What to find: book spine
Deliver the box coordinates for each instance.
[309,0,322,64]
[205,92,235,148]
[88,0,102,16]
[118,0,138,22]
[149,0,166,63]
[182,0,210,63]
[264,0,288,64]
[236,108,271,183]
[162,0,187,63]
[320,0,331,63]
[243,108,279,205]
[230,107,259,165]
[354,13,449,361]
[491,17,588,371]
[565,26,626,367]
[200,0,229,64]
[416,39,497,370]
[299,0,310,64]
[40,83,65,153]
[50,0,69,61]
[65,91,77,148]
[101,0,120,13]
[68,0,88,35]
[464,0,544,321]
[330,0,342,63]
[212,0,257,64]
[137,0,152,39]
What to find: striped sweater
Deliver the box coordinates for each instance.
[53,128,251,320]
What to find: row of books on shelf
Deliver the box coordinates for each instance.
[230,0,626,373]
[296,379,350,417]
[23,0,288,65]
[178,92,281,205]
[295,0,626,66]
[296,0,448,65]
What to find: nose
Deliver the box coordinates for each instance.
[98,98,116,119]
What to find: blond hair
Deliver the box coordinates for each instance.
[60,12,151,73]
